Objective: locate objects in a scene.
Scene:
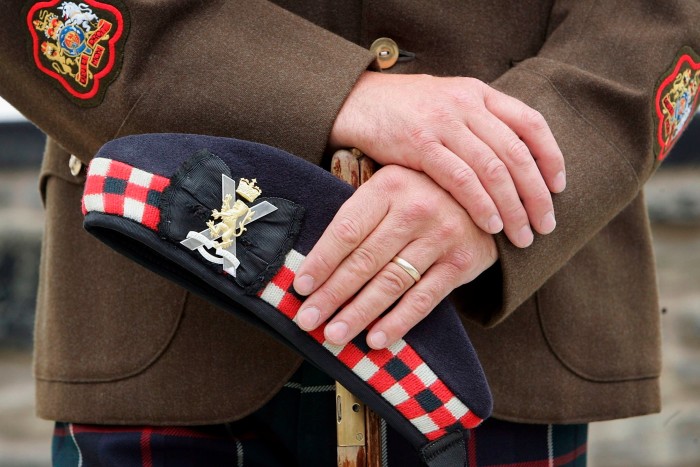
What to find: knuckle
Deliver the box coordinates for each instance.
[446,248,475,273]
[468,76,486,86]
[407,126,437,151]
[462,76,485,92]
[451,166,479,192]
[398,198,433,225]
[481,158,508,184]
[450,88,480,110]
[507,139,532,167]
[377,268,411,296]
[408,198,432,218]
[394,313,415,336]
[312,253,334,275]
[424,145,450,170]
[433,218,460,240]
[503,201,526,220]
[319,284,344,308]
[347,306,373,328]
[462,78,492,103]
[408,290,435,318]
[409,137,449,171]
[346,247,378,276]
[377,166,405,192]
[522,108,547,131]
[332,217,363,245]
[529,188,552,207]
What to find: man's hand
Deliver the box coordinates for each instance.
[329,71,566,248]
[293,165,498,349]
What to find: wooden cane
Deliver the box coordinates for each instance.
[331,149,382,467]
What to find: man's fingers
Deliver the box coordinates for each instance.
[484,89,566,193]
[366,263,457,349]
[442,126,534,247]
[292,165,500,346]
[323,244,432,346]
[293,181,389,297]
[465,110,556,236]
[296,213,414,333]
[367,239,497,349]
[419,145,504,235]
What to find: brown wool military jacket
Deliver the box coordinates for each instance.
[1,0,699,425]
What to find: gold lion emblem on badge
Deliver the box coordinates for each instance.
[206,194,256,249]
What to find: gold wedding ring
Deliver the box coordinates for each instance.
[391,256,421,283]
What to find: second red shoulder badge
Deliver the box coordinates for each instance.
[654,47,700,161]
[26,1,129,106]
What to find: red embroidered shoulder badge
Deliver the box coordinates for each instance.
[26,1,129,106]
[654,47,700,161]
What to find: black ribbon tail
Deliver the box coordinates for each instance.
[419,431,469,467]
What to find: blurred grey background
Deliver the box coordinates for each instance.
[0,99,699,466]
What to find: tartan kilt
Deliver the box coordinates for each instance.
[52,362,587,467]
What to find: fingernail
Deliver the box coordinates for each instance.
[553,171,566,193]
[518,226,534,247]
[294,274,314,296]
[540,211,556,234]
[325,321,349,344]
[487,215,503,233]
[296,307,320,330]
[369,331,387,349]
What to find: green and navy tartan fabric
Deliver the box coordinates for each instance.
[53,364,587,467]
[53,363,338,467]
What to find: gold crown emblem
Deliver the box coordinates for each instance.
[236,178,262,202]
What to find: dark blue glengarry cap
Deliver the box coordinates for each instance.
[81,133,492,464]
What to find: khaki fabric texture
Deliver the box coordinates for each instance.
[1,0,698,425]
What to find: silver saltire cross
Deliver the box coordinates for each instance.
[180,174,277,277]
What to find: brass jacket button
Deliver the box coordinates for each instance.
[68,154,83,176]
[370,37,399,70]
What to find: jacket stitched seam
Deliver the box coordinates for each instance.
[534,290,660,382]
[36,279,188,383]
[36,358,305,425]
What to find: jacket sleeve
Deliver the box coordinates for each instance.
[454,0,700,326]
[0,0,375,165]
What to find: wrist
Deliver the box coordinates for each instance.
[328,71,382,150]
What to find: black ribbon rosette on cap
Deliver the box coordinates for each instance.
[81,133,492,466]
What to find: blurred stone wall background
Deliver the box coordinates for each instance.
[0,108,49,467]
[0,101,699,466]
[0,122,44,350]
